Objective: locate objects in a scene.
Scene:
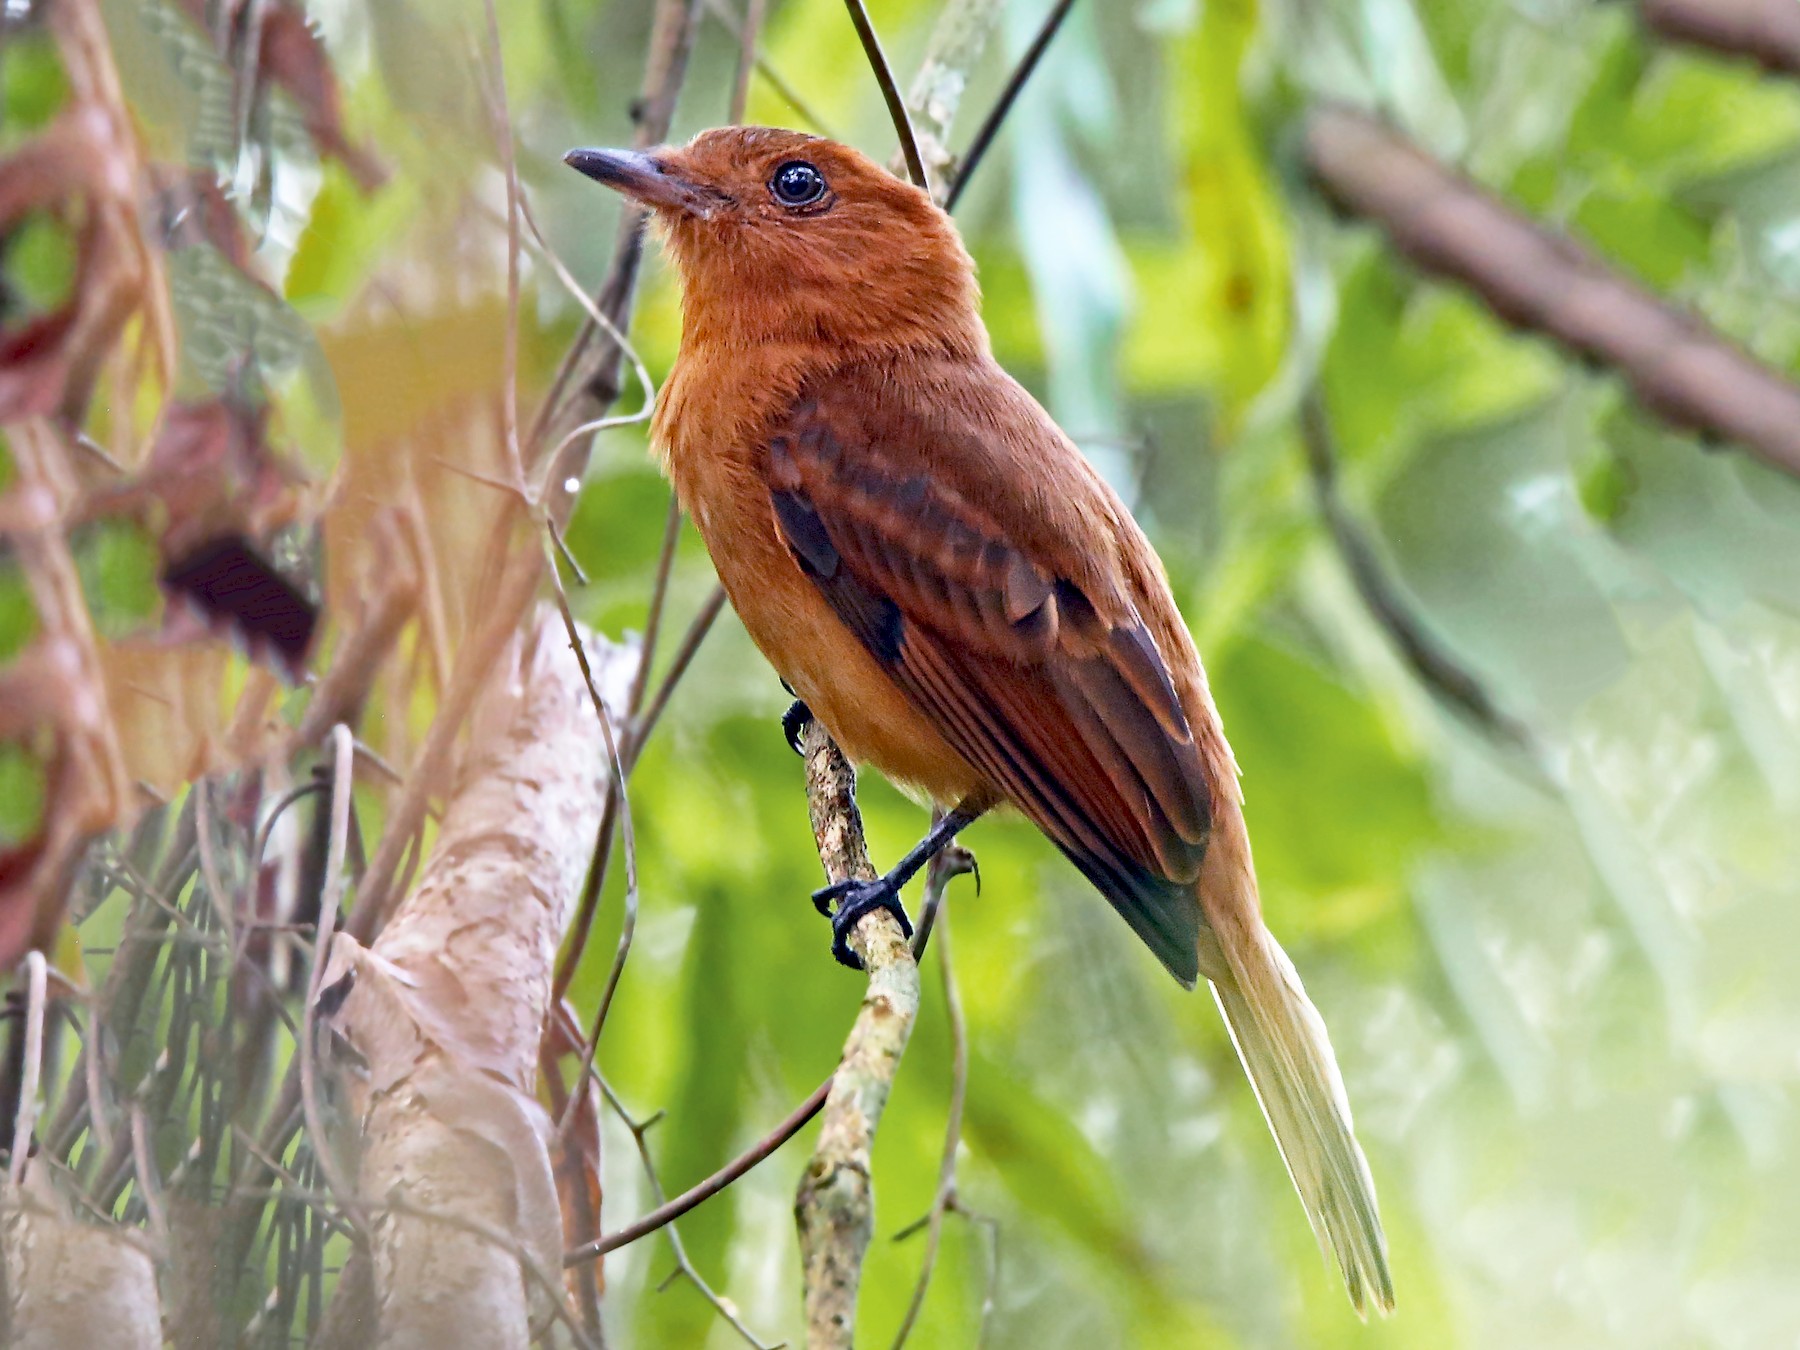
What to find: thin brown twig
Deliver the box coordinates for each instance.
[546,496,684,1005]
[600,1079,786,1349]
[842,0,931,190]
[629,500,686,719]
[547,512,592,587]
[514,187,658,443]
[128,1103,171,1249]
[729,0,768,125]
[567,1077,832,1263]
[956,1196,1003,1348]
[542,531,642,1139]
[429,454,534,504]
[346,539,540,939]
[630,584,728,757]
[292,563,416,750]
[551,590,722,1015]
[531,0,704,473]
[702,0,834,134]
[79,999,114,1158]
[553,787,622,1006]
[909,818,975,960]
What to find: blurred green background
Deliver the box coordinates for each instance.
[11,0,1800,1345]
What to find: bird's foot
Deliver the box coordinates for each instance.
[782,698,813,757]
[812,875,913,970]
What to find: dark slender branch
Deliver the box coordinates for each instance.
[566,1076,832,1263]
[629,584,727,758]
[628,499,685,720]
[1298,392,1531,748]
[945,0,1077,211]
[909,816,976,959]
[843,0,931,190]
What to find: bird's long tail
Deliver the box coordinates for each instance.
[1196,815,1395,1316]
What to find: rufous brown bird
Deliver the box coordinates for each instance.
[567,127,1393,1313]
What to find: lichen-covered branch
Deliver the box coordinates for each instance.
[793,719,921,1350]
[1304,104,1800,481]
[901,0,1006,189]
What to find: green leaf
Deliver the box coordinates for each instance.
[0,741,46,849]
[74,519,162,639]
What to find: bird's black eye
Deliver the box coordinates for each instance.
[770,160,827,208]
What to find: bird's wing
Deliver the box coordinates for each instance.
[763,369,1214,984]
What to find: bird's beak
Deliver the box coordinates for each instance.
[564,147,720,218]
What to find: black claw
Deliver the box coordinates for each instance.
[812,876,913,970]
[782,699,812,756]
[812,876,849,919]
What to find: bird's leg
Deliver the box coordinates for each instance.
[815,800,985,970]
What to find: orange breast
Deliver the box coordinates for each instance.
[656,353,985,806]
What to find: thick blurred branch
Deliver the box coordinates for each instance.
[1305,104,1800,481]
[794,719,921,1350]
[317,608,627,1345]
[2,1171,161,1349]
[1638,0,1800,76]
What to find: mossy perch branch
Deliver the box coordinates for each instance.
[794,719,921,1350]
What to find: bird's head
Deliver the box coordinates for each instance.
[565,126,983,355]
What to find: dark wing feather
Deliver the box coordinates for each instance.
[764,385,1213,984]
